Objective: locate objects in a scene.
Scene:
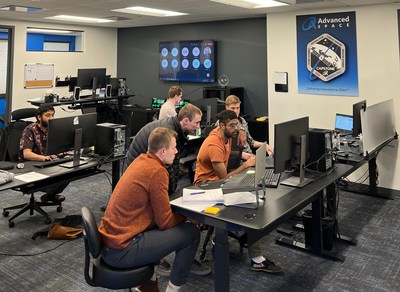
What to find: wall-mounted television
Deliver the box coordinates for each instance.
[159,40,216,83]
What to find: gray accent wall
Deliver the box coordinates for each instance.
[117,17,267,118]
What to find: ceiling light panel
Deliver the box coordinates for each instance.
[45,15,115,23]
[209,0,288,9]
[112,6,188,17]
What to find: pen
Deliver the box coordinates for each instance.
[190,191,205,195]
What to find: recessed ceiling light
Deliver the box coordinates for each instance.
[27,28,75,34]
[45,15,115,24]
[112,6,188,17]
[209,0,288,9]
[0,5,45,12]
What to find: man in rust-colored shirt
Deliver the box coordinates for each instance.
[99,127,200,292]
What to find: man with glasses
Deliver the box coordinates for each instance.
[194,110,282,274]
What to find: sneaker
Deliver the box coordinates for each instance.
[250,259,282,274]
[189,259,211,276]
[154,258,171,277]
[40,194,65,203]
[132,278,159,292]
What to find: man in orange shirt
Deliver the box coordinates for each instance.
[99,127,200,292]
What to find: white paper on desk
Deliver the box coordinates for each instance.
[223,192,257,206]
[170,197,214,212]
[182,188,224,203]
[14,172,49,182]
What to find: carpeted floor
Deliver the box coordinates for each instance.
[0,163,399,291]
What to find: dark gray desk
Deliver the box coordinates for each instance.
[0,160,104,226]
[336,136,399,199]
[172,163,353,292]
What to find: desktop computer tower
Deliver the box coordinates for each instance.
[307,128,333,172]
[95,123,126,157]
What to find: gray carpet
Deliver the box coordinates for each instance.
[0,164,399,291]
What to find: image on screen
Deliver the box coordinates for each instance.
[159,40,216,83]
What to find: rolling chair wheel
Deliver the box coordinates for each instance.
[57,206,63,213]
[3,211,9,217]
[45,217,52,224]
[8,221,15,228]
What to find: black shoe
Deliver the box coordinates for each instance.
[41,194,65,203]
[250,259,282,273]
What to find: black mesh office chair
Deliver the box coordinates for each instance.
[1,108,62,227]
[81,207,154,290]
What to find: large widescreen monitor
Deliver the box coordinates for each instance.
[47,113,97,167]
[76,68,107,97]
[274,116,312,188]
[159,40,216,83]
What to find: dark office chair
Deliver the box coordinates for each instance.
[81,207,154,290]
[1,108,62,227]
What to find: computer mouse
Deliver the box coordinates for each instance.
[16,163,24,169]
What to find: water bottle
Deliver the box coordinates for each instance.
[342,138,349,156]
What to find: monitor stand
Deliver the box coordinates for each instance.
[281,134,313,188]
[60,128,88,168]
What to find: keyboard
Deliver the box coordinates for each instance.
[33,156,74,168]
[263,168,281,188]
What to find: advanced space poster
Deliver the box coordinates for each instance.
[296,11,358,96]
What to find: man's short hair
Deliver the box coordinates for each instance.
[148,127,178,153]
[225,95,241,106]
[168,86,182,99]
[36,105,55,122]
[216,110,237,124]
[178,103,202,121]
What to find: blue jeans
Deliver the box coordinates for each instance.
[101,222,200,286]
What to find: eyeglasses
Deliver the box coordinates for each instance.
[225,122,239,128]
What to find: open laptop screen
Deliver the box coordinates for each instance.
[335,113,353,133]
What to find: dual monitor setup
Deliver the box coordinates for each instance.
[68,68,127,100]
[151,98,189,110]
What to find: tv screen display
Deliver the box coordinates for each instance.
[159,40,216,83]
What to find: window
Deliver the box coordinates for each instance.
[26,27,83,52]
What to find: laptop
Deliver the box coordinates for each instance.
[335,113,353,136]
[222,142,267,191]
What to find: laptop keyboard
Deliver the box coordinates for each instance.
[240,173,254,186]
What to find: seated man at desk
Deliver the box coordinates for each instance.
[224,95,272,160]
[99,127,201,292]
[19,104,68,203]
[127,103,202,195]
[194,110,282,274]
[159,86,183,120]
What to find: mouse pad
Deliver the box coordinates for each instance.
[0,161,14,170]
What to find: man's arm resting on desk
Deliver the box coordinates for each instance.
[212,156,256,179]
[22,149,54,162]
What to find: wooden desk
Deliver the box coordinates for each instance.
[171,163,353,292]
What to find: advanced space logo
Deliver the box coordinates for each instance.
[296,11,358,96]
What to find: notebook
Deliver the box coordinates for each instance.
[335,113,353,136]
[222,142,267,190]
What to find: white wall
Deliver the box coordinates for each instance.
[0,20,117,117]
[267,3,400,190]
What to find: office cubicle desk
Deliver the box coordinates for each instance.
[336,135,399,200]
[171,163,353,292]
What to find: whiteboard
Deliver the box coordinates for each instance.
[24,63,54,88]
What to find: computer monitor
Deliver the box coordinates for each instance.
[352,100,366,137]
[274,116,312,188]
[177,99,189,108]
[46,113,97,168]
[151,98,166,109]
[190,97,223,125]
[76,68,107,97]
